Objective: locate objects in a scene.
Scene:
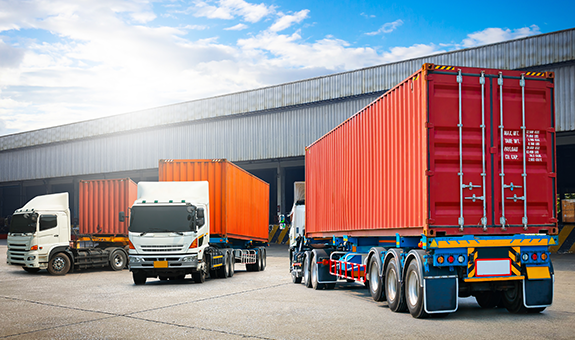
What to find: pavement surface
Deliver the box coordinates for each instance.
[1,240,575,339]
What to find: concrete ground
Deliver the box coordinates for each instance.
[1,240,574,339]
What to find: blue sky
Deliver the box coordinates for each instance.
[0,0,573,136]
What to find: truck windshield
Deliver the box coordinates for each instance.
[129,205,193,233]
[9,214,37,233]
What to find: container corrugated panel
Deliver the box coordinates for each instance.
[79,178,137,235]
[306,63,557,238]
[159,159,269,242]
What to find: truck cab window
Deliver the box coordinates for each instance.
[40,215,58,231]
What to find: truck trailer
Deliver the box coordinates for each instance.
[290,64,558,318]
[6,178,136,275]
[128,159,269,285]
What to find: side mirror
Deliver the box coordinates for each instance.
[197,208,204,219]
[119,211,125,222]
[196,217,205,227]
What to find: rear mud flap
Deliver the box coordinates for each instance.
[424,277,458,314]
[524,276,553,308]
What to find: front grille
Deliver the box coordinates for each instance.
[8,243,27,251]
[140,245,184,252]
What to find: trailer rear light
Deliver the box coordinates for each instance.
[128,240,135,250]
[458,255,465,263]
[189,239,198,248]
[541,253,548,261]
[447,255,454,264]
[522,253,529,262]
[437,256,444,264]
[532,253,538,261]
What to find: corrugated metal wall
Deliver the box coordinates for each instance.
[0,95,380,182]
[1,29,573,152]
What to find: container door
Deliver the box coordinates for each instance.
[427,66,555,235]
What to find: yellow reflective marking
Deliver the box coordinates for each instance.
[213,255,223,259]
[550,224,574,252]
[464,276,524,283]
[526,266,550,279]
[434,238,551,249]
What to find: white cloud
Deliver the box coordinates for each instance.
[366,19,403,36]
[190,0,274,23]
[461,25,541,47]
[225,23,248,31]
[269,10,309,32]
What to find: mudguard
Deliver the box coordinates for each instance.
[524,277,553,307]
[422,263,458,313]
[312,249,337,283]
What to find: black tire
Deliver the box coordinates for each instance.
[368,257,385,302]
[254,250,261,272]
[475,291,502,309]
[23,267,40,273]
[260,248,266,271]
[110,250,127,271]
[48,252,71,275]
[502,281,527,314]
[385,259,407,312]
[405,261,428,318]
[228,251,235,277]
[311,255,325,290]
[192,269,205,283]
[133,270,147,285]
[217,253,228,279]
[291,269,302,283]
[303,253,312,288]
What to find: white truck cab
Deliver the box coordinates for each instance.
[7,193,71,273]
[128,181,210,284]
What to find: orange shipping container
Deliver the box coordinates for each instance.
[79,178,137,235]
[159,159,269,242]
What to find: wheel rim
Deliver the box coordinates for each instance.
[311,259,317,284]
[407,270,419,307]
[53,257,65,271]
[114,254,123,267]
[370,261,379,292]
[387,267,397,301]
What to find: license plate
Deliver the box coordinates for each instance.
[475,259,511,277]
[153,261,168,268]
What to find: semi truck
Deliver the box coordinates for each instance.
[128,159,269,285]
[6,178,136,275]
[290,64,558,318]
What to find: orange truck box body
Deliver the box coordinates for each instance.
[159,159,270,242]
[79,178,137,235]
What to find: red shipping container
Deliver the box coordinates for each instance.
[159,159,269,242]
[79,178,137,235]
[306,64,557,238]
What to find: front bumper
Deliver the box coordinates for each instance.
[7,250,45,269]
[129,254,200,274]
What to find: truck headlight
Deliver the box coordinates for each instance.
[129,256,144,264]
[181,255,198,262]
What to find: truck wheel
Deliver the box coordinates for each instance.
[228,251,235,277]
[192,270,205,284]
[254,250,261,272]
[48,252,71,275]
[218,253,228,279]
[110,250,127,271]
[23,267,40,273]
[475,291,502,309]
[385,259,407,312]
[291,269,302,283]
[368,257,385,302]
[502,281,527,313]
[260,248,266,271]
[311,255,325,290]
[405,261,428,318]
[133,271,147,285]
[303,253,312,288]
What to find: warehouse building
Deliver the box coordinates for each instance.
[0,28,574,227]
